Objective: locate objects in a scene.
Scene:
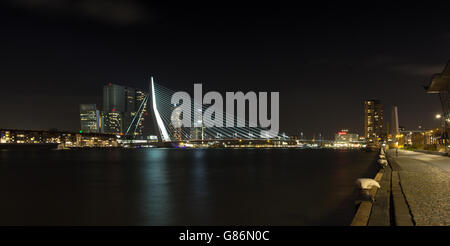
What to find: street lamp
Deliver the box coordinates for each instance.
[436,114,442,119]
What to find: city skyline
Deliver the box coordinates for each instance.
[0,2,448,138]
[1,2,450,229]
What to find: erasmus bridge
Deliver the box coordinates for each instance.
[123,77,296,148]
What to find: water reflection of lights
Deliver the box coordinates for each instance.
[142,149,171,225]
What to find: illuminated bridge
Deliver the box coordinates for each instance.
[124,77,296,148]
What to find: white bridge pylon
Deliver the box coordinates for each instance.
[151,77,172,142]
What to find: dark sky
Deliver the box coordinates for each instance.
[0,1,449,139]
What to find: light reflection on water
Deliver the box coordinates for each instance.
[142,148,171,225]
[0,148,378,225]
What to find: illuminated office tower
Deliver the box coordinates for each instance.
[104,110,122,134]
[123,88,136,134]
[364,99,384,143]
[103,83,126,112]
[134,90,147,135]
[103,83,126,134]
[103,83,147,135]
[80,104,102,133]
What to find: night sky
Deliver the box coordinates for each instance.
[0,1,449,139]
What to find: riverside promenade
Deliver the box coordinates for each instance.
[386,149,450,226]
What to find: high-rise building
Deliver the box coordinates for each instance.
[123,88,136,133]
[364,99,384,143]
[133,90,147,135]
[80,104,103,133]
[103,110,122,134]
[103,83,147,135]
[103,83,126,112]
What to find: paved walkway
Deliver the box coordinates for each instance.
[388,149,450,226]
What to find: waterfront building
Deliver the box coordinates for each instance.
[103,83,147,135]
[103,83,125,134]
[364,99,384,144]
[334,129,359,142]
[103,83,126,112]
[394,127,443,150]
[80,104,102,133]
[334,129,360,148]
[0,129,118,148]
[135,90,147,135]
[0,130,11,143]
[104,111,122,134]
[123,87,136,133]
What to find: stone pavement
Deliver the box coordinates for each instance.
[387,149,450,226]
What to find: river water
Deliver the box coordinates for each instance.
[0,148,378,225]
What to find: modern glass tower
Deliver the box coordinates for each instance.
[103,83,147,135]
[80,104,102,133]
